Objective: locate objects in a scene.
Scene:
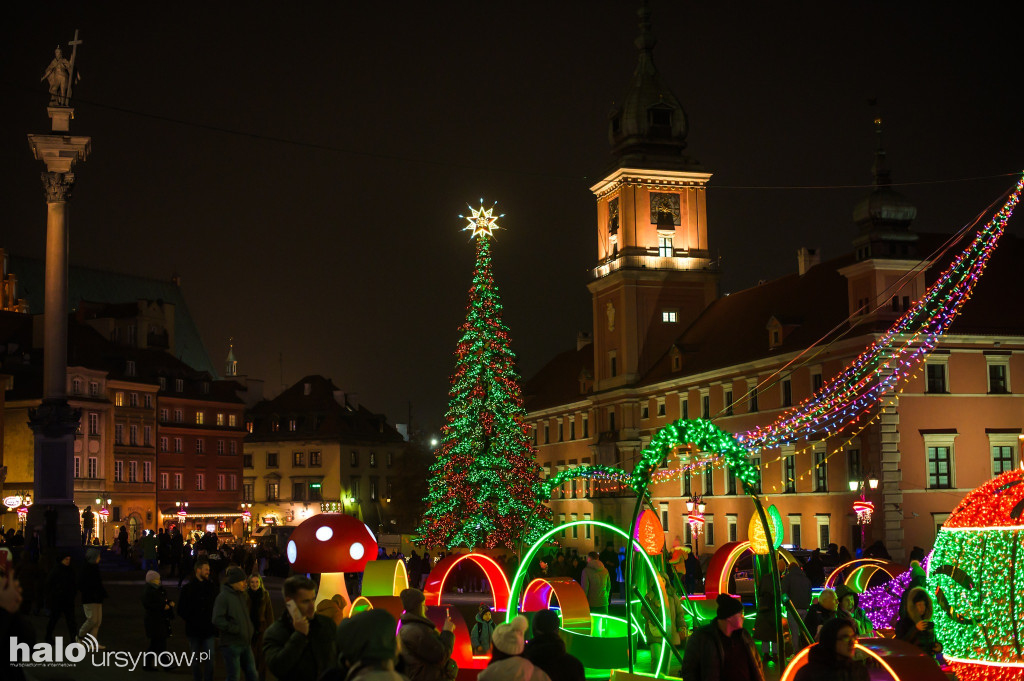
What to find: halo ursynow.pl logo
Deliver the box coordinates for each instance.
[9,634,98,667]
[10,634,209,670]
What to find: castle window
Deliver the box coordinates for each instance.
[608,197,620,236]
[648,107,672,129]
[662,310,677,323]
[658,235,673,257]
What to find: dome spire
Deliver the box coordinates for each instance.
[871,115,892,188]
[606,0,696,170]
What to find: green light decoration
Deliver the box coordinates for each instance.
[541,418,756,496]
[508,520,672,676]
[416,204,552,550]
[927,468,1024,681]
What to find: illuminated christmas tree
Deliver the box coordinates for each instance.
[417,201,552,550]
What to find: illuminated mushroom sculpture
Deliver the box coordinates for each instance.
[287,513,378,607]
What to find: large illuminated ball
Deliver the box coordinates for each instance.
[928,468,1024,681]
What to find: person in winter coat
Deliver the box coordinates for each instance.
[835,585,874,637]
[398,588,457,681]
[804,550,826,586]
[1,564,37,681]
[580,552,610,614]
[684,551,702,594]
[248,574,275,681]
[680,594,765,681]
[793,617,869,681]
[263,575,337,681]
[779,558,813,651]
[141,530,159,571]
[479,615,551,681]
[644,574,688,674]
[330,609,410,681]
[753,569,779,663]
[44,551,77,643]
[213,566,258,681]
[316,593,350,626]
[177,557,218,681]
[142,570,175,671]
[472,604,496,655]
[78,548,107,645]
[895,587,942,656]
[803,588,838,641]
[599,543,620,599]
[523,608,584,681]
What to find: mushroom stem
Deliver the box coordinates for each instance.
[316,571,353,614]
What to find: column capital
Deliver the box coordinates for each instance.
[28,398,81,438]
[41,171,75,203]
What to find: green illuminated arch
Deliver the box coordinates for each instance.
[508,520,672,677]
[540,419,757,496]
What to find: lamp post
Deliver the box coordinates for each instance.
[685,494,706,557]
[240,502,253,542]
[95,497,111,545]
[177,500,189,534]
[848,475,879,552]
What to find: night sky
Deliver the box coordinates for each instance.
[2,2,1021,434]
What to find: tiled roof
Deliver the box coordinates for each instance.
[247,374,404,444]
[6,255,217,377]
[523,345,594,412]
[525,231,1024,408]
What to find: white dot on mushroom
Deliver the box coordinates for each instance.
[287,540,297,563]
[350,541,364,560]
[316,526,333,541]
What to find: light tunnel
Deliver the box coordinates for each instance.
[823,558,906,592]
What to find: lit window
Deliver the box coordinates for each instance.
[662,310,677,323]
[658,235,673,257]
[216,413,225,426]
[196,411,205,425]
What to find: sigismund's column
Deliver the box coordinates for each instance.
[25,32,91,553]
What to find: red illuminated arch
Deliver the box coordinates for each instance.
[781,638,948,681]
[704,541,798,599]
[521,577,592,633]
[423,552,512,610]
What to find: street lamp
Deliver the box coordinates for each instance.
[685,494,707,557]
[240,502,253,542]
[95,497,111,545]
[849,475,879,552]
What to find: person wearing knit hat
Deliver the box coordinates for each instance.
[212,565,257,680]
[471,604,496,655]
[523,610,585,681]
[141,565,175,671]
[679,594,764,681]
[398,588,457,681]
[479,616,551,681]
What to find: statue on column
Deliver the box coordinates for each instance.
[41,32,82,107]
[41,47,72,105]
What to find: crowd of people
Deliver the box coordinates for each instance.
[0,523,949,681]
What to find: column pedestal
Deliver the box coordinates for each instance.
[26,398,83,555]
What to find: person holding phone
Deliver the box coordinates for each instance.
[398,588,457,681]
[896,587,943,658]
[263,575,337,681]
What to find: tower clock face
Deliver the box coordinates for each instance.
[650,192,681,226]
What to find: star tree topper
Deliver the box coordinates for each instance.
[461,199,504,239]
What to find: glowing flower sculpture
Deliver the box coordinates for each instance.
[928,468,1024,681]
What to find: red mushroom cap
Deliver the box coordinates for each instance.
[287,513,378,573]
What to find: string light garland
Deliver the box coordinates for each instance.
[416,204,552,550]
[740,175,1023,452]
[927,468,1024,681]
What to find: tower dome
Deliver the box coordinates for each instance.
[608,1,698,170]
[853,118,917,232]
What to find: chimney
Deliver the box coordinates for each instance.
[576,331,593,351]
[797,247,821,276]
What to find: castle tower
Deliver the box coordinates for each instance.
[839,117,926,326]
[588,1,719,391]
